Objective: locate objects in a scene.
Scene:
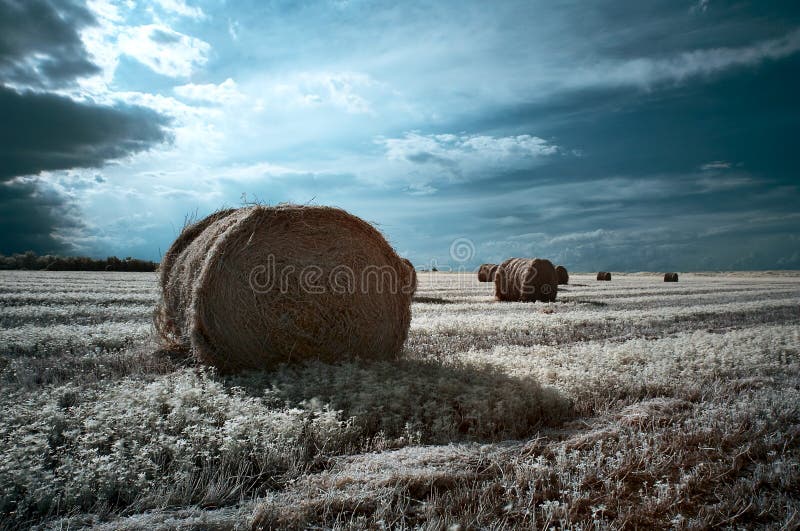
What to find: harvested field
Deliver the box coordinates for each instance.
[1,270,799,529]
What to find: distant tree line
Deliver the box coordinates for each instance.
[0,251,158,272]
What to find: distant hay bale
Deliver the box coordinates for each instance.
[155,205,416,372]
[494,258,558,302]
[477,263,498,282]
[597,271,612,281]
[556,265,569,285]
[664,272,679,282]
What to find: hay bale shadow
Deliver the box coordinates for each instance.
[225,358,573,445]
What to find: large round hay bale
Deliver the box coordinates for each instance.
[664,272,679,282]
[556,265,569,285]
[403,258,418,292]
[155,205,416,372]
[494,258,558,302]
[477,263,498,282]
[597,271,611,281]
[155,208,238,345]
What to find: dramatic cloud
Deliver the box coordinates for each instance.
[0,177,85,255]
[377,132,559,179]
[0,0,99,87]
[0,0,178,256]
[174,78,244,104]
[150,0,205,20]
[117,24,210,77]
[0,86,170,181]
[0,85,170,254]
[2,0,798,270]
[265,72,380,114]
[585,29,800,89]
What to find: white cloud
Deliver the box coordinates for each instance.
[700,161,732,171]
[582,29,800,89]
[377,132,558,179]
[216,161,308,181]
[690,0,710,14]
[81,2,210,87]
[174,78,244,104]
[405,182,438,196]
[150,0,205,19]
[228,19,240,41]
[84,88,228,161]
[86,0,124,23]
[547,229,610,245]
[697,175,756,192]
[267,72,378,114]
[80,1,128,87]
[118,24,210,77]
[497,215,525,227]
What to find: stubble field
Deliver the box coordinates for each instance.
[1,270,798,529]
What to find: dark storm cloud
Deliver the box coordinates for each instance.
[0,86,171,254]
[0,0,100,87]
[0,85,171,181]
[0,178,84,255]
[0,0,174,255]
[0,0,172,180]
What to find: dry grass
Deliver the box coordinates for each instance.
[0,271,798,529]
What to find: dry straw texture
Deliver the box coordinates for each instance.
[556,265,569,285]
[155,208,237,346]
[477,263,498,282]
[597,271,612,281]
[403,258,418,292]
[155,205,416,372]
[494,258,558,302]
[664,272,679,282]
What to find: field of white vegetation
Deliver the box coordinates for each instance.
[1,270,799,529]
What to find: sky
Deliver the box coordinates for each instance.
[0,0,798,271]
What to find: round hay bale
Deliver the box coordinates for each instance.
[477,263,498,282]
[155,208,238,345]
[664,272,679,282]
[403,258,418,292]
[596,271,611,281]
[494,258,558,302]
[155,205,416,372]
[556,265,569,285]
